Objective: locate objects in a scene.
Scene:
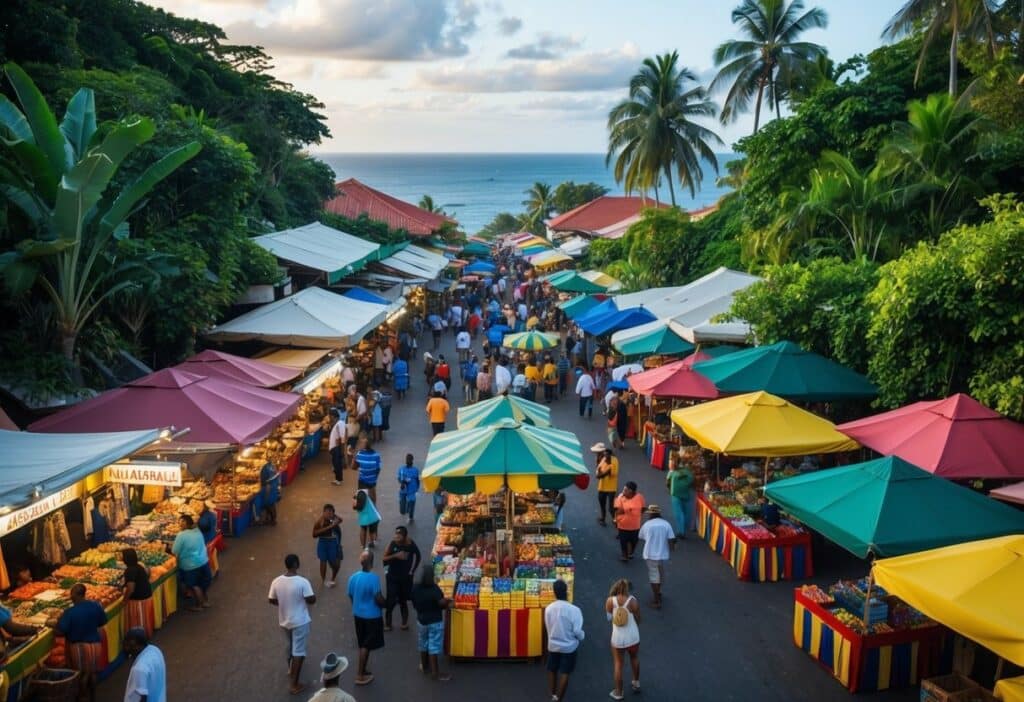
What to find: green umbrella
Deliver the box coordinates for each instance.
[457,395,553,429]
[612,320,695,357]
[461,241,492,257]
[422,419,587,494]
[694,340,876,401]
[765,456,1024,558]
[543,270,576,285]
[558,293,608,318]
[552,272,606,294]
[502,330,560,351]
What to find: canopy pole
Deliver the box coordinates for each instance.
[863,568,875,625]
[763,456,771,486]
[994,657,1004,684]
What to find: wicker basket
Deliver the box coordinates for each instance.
[921,673,981,702]
[29,668,80,702]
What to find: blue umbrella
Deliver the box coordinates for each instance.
[608,380,630,391]
[465,261,497,275]
[580,307,657,336]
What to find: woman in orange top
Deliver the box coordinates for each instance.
[613,481,645,562]
[425,391,450,435]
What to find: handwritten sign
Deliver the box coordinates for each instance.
[0,484,82,537]
[105,461,183,487]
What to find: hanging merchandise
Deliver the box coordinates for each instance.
[82,496,95,540]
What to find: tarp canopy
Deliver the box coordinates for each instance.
[558,294,608,318]
[694,340,877,401]
[551,272,606,294]
[579,306,657,337]
[252,348,331,371]
[175,350,301,388]
[528,250,572,269]
[30,368,302,445]
[374,245,450,281]
[765,456,1024,558]
[558,237,590,258]
[671,391,859,456]
[456,396,553,429]
[572,298,617,324]
[838,394,1024,479]
[872,536,1024,666]
[627,358,720,399]
[502,331,560,351]
[253,222,380,284]
[464,261,497,275]
[990,481,1024,505]
[0,429,160,510]
[514,236,549,249]
[205,287,387,349]
[461,241,492,257]
[580,270,621,291]
[611,319,694,357]
[342,287,390,305]
[542,270,575,286]
[422,419,587,495]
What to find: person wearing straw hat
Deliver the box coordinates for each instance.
[638,505,675,609]
[306,652,356,702]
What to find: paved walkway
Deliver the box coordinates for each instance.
[98,332,916,702]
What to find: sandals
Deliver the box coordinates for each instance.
[610,692,625,700]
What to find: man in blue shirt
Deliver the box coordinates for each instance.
[172,514,211,611]
[355,440,382,504]
[396,453,421,523]
[556,352,571,398]
[197,501,218,543]
[347,550,385,687]
[54,583,107,702]
[462,355,479,403]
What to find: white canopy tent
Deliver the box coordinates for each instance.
[375,245,449,281]
[205,287,388,349]
[253,223,380,285]
[0,429,161,511]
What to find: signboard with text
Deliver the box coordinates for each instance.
[105,461,183,487]
[0,484,82,537]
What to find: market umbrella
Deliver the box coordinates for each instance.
[465,260,496,275]
[670,391,859,456]
[628,359,720,399]
[551,272,606,294]
[456,395,552,429]
[580,270,621,291]
[872,535,1024,666]
[175,350,301,388]
[502,330,560,351]
[694,340,877,401]
[765,456,1024,558]
[611,363,645,381]
[611,319,695,357]
[990,481,1024,505]
[837,393,1024,479]
[461,241,492,257]
[422,419,587,494]
[30,368,302,445]
[566,296,615,322]
[543,270,576,286]
[579,306,657,337]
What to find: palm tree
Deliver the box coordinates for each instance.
[883,0,997,96]
[520,182,554,235]
[606,51,723,206]
[711,0,829,133]
[419,194,443,213]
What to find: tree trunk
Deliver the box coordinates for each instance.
[949,9,959,96]
[665,165,676,207]
[753,81,765,133]
[61,331,84,386]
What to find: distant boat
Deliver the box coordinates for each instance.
[487,177,496,181]
[443,203,465,208]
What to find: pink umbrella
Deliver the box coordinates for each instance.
[990,481,1024,506]
[679,350,712,368]
[838,393,1024,479]
[30,368,302,445]
[176,350,301,388]
[627,358,720,399]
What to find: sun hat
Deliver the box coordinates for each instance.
[320,652,349,682]
[645,504,662,515]
[590,442,608,453]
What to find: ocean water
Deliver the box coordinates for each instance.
[319,153,735,234]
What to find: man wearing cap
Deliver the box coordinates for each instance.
[306,653,356,702]
[269,554,316,695]
[638,505,676,609]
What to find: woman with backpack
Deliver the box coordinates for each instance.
[605,578,641,700]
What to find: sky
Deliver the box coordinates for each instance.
[148,0,908,153]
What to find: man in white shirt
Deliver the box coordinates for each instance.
[455,328,471,362]
[450,303,463,330]
[638,505,676,609]
[123,628,166,702]
[574,370,595,418]
[494,359,512,395]
[328,411,347,485]
[269,554,317,695]
[543,579,584,702]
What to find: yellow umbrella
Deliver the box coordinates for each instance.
[873,535,1024,667]
[581,270,621,290]
[670,390,859,456]
[995,675,1024,702]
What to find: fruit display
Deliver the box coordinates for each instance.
[799,584,834,605]
[800,579,936,636]
[705,487,808,542]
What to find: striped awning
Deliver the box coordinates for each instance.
[456,396,553,430]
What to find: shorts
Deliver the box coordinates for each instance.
[284,622,310,658]
[646,559,667,584]
[545,649,577,675]
[354,616,385,651]
[417,620,444,655]
[358,480,377,490]
[181,563,212,591]
[317,538,341,563]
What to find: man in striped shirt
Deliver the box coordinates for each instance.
[356,441,382,504]
[556,353,571,398]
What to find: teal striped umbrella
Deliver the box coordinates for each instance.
[551,272,606,294]
[543,270,576,286]
[612,320,695,357]
[422,419,587,494]
[457,395,553,429]
[502,330,560,351]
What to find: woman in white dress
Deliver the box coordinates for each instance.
[605,578,641,700]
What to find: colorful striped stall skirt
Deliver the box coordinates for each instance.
[447,608,544,658]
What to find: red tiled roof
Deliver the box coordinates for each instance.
[546,196,668,234]
[323,178,456,237]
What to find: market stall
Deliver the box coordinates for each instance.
[422,420,587,660]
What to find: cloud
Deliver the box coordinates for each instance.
[415,45,640,93]
[224,0,480,61]
[519,95,617,114]
[497,16,522,36]
[269,57,389,81]
[506,32,582,60]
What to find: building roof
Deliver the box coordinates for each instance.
[546,196,668,236]
[252,223,380,285]
[324,178,456,237]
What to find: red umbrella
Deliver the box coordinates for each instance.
[838,393,1024,479]
[679,350,712,368]
[627,358,720,399]
[176,350,301,388]
[30,368,302,445]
